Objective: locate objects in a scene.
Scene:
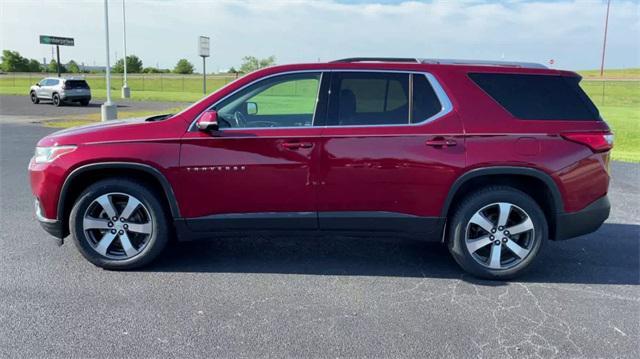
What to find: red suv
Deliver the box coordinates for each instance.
[29,58,612,279]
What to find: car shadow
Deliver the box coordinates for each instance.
[144,223,639,285]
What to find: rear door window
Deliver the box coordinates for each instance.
[327,72,409,126]
[469,73,600,120]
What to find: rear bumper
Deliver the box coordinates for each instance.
[61,95,91,101]
[554,195,610,240]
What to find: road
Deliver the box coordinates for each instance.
[0,94,188,119]
[0,122,638,358]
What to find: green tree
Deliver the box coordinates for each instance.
[173,59,194,74]
[67,60,80,73]
[239,55,276,73]
[227,67,238,74]
[28,59,43,72]
[47,59,66,73]
[113,55,143,73]
[0,50,30,72]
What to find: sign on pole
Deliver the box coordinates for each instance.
[199,36,210,57]
[199,36,210,95]
[39,35,74,78]
[39,35,74,46]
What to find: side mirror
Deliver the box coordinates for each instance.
[36,83,41,87]
[196,110,219,132]
[246,102,258,115]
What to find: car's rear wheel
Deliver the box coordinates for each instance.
[447,186,546,279]
[52,93,62,107]
[30,91,39,104]
[79,99,90,106]
[69,179,170,270]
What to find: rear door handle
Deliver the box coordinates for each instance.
[281,142,313,150]
[426,137,457,148]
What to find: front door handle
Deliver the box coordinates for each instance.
[281,142,313,150]
[426,137,457,148]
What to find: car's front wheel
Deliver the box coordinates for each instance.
[69,178,170,270]
[30,91,39,104]
[447,186,546,280]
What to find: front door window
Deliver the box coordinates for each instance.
[214,72,321,129]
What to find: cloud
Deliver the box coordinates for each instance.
[1,0,638,70]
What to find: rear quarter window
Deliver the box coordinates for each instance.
[469,73,600,121]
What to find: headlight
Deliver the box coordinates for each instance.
[34,146,76,163]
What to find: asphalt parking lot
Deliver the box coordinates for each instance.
[0,120,638,358]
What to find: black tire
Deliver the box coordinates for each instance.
[30,91,40,104]
[447,186,546,280]
[79,99,90,106]
[69,178,170,270]
[52,93,62,107]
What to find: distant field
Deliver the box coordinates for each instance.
[1,70,638,162]
[578,68,640,80]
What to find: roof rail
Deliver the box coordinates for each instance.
[330,57,547,69]
[419,58,548,69]
[331,57,420,63]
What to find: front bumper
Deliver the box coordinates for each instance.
[554,195,610,240]
[35,199,65,244]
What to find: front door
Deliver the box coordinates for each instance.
[179,71,328,231]
[316,71,465,235]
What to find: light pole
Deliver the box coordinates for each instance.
[121,0,130,98]
[101,0,117,121]
[599,0,611,77]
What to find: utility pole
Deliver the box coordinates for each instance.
[101,0,117,121]
[121,0,130,98]
[600,0,611,77]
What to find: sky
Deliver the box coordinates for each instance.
[1,0,638,72]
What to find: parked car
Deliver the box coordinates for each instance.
[30,77,91,106]
[29,58,612,279]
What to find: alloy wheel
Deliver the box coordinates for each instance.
[83,192,153,259]
[464,202,535,270]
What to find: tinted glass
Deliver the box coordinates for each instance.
[65,80,89,89]
[412,74,442,122]
[215,72,321,128]
[328,72,409,126]
[49,79,59,86]
[469,73,600,120]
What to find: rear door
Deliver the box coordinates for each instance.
[316,71,465,234]
[178,71,329,231]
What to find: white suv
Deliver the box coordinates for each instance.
[30,77,91,107]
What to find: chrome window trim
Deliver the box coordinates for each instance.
[189,69,454,131]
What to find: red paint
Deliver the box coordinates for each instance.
[29,61,611,224]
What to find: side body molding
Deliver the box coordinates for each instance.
[57,162,181,220]
[441,166,565,217]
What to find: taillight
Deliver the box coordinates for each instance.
[561,132,614,152]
